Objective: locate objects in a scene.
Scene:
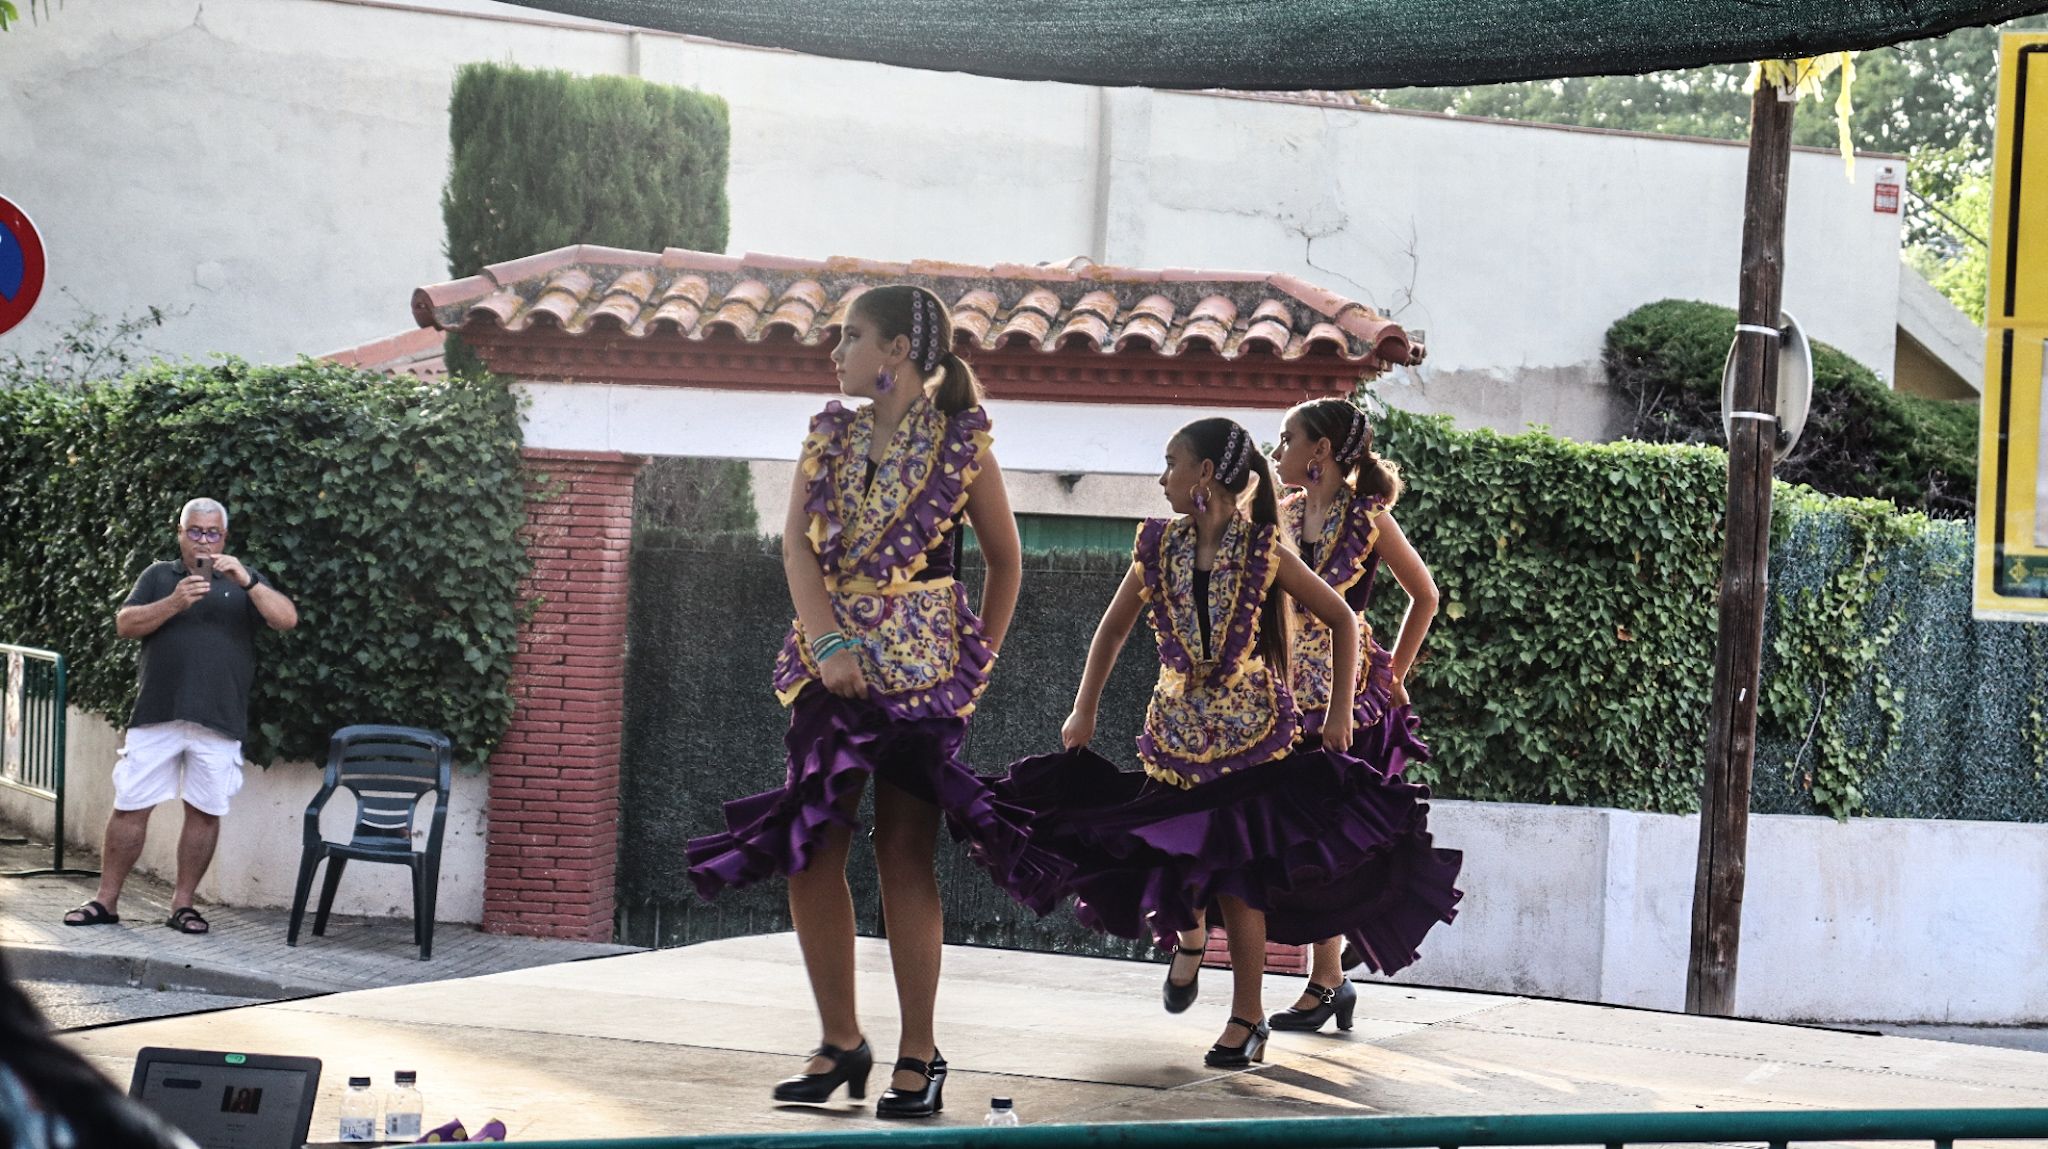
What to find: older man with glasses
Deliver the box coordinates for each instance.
[62,498,298,935]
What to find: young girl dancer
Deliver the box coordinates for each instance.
[998,417,1461,1067]
[1267,397,1440,1033]
[686,285,1051,1118]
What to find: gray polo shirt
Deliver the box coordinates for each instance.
[123,560,268,741]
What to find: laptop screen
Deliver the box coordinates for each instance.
[130,1048,320,1149]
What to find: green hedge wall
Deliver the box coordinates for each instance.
[1604,299,1977,517]
[0,361,529,768]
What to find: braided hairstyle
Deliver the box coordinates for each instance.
[1174,417,1290,670]
[1289,397,1402,505]
[846,285,984,415]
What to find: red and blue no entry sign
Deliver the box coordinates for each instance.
[0,195,47,338]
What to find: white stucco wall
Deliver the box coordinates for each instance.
[3,0,1902,443]
[0,707,489,922]
[1393,800,2048,1024]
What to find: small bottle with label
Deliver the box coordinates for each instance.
[983,1096,1020,1127]
[384,1070,423,1141]
[338,1077,378,1142]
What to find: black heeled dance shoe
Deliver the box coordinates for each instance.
[771,1040,873,1104]
[874,1050,947,1119]
[1267,979,1357,1032]
[1341,941,1364,971]
[1162,943,1205,1014]
[1204,1016,1271,1068]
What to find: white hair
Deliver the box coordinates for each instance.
[179,497,229,534]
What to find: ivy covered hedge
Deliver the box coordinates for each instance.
[0,361,529,768]
[1604,299,1977,517]
[1373,401,2041,821]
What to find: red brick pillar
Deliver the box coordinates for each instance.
[483,448,645,941]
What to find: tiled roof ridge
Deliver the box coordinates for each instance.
[413,246,1425,369]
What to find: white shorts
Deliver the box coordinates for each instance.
[112,721,245,816]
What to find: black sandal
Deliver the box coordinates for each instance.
[63,900,119,926]
[166,907,211,934]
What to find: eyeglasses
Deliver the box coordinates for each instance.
[183,528,223,542]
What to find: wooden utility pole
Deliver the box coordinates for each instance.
[1686,79,1795,1017]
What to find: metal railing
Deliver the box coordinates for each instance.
[0,643,94,877]
[495,1108,2048,1149]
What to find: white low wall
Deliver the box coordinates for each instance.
[8,709,2038,1022]
[1403,800,2048,1024]
[0,707,489,923]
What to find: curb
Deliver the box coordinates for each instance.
[3,943,330,999]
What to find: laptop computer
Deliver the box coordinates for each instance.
[129,1047,321,1149]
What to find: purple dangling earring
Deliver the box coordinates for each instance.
[1308,461,1324,484]
[874,368,894,393]
[1192,485,1210,514]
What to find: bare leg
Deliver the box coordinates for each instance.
[1216,895,1267,1048]
[872,779,943,1092]
[788,786,866,1073]
[171,803,221,910]
[88,807,152,914]
[1293,937,1345,1010]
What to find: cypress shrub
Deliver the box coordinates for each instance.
[442,61,731,278]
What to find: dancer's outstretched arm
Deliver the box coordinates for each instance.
[963,450,1021,654]
[783,465,868,699]
[1061,566,1146,749]
[1373,511,1438,708]
[1275,547,1360,751]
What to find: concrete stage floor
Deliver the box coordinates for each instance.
[61,934,2048,1142]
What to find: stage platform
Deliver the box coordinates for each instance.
[61,934,2048,1142]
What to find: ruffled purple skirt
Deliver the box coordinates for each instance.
[989,740,1461,975]
[684,687,1070,913]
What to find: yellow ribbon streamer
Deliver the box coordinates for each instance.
[1747,54,1860,180]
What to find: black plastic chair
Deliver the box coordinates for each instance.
[287,725,452,960]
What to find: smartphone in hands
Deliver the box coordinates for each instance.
[194,554,214,579]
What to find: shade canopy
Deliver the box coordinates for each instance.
[500,0,2048,90]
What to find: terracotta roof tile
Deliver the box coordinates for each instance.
[323,327,448,380]
[413,247,1425,371]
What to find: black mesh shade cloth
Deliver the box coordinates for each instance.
[498,0,2048,90]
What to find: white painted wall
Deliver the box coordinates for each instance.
[3,0,1903,444]
[0,707,489,923]
[1395,800,2048,1025]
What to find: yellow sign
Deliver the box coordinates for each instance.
[1973,34,2048,622]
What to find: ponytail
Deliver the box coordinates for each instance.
[1242,450,1291,670]
[931,350,984,415]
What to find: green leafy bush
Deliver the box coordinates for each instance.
[0,360,529,768]
[1604,299,1976,517]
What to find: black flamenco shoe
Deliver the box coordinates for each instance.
[1162,943,1205,1014]
[771,1040,873,1104]
[1268,979,1357,1033]
[1340,941,1364,971]
[1203,1015,1271,1068]
[874,1051,947,1119]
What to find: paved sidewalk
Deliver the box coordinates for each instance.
[0,834,638,1009]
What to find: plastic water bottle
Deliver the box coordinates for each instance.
[384,1070,423,1140]
[983,1096,1020,1127]
[338,1077,378,1142]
